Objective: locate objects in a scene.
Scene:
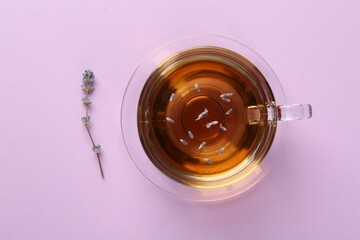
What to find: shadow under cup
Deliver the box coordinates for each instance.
[138,46,277,188]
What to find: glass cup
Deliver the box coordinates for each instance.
[121,35,312,201]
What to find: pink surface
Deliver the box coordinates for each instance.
[0,0,359,239]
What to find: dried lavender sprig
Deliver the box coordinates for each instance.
[81,70,104,179]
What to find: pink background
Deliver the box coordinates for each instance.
[1,0,359,239]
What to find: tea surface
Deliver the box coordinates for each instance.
[138,47,276,186]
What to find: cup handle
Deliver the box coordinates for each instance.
[247,103,312,125]
[276,104,312,121]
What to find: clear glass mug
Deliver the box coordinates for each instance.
[121,35,312,201]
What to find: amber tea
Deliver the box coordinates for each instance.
[138,46,277,187]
